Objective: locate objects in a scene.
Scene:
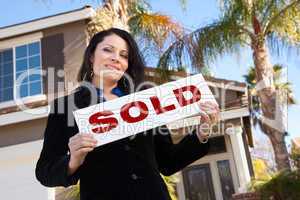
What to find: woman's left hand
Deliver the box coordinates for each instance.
[196,101,220,143]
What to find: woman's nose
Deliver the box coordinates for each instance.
[111,53,120,62]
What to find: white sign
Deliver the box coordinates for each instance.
[73,73,217,147]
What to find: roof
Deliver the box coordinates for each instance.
[0,5,95,40]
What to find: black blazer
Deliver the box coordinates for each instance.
[35,86,210,200]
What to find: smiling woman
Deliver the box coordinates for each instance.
[35,28,219,200]
[77,28,145,96]
[90,34,129,88]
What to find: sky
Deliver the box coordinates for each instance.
[0,0,299,145]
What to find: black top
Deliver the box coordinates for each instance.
[35,85,210,200]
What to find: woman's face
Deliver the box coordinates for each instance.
[91,34,129,83]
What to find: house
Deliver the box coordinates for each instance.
[146,68,254,200]
[0,6,254,200]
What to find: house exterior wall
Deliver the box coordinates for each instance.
[41,20,88,97]
[0,118,47,147]
[171,117,252,200]
[176,135,238,200]
[0,140,49,200]
[0,20,89,116]
[0,19,88,143]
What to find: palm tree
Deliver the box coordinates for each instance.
[87,0,183,53]
[244,64,296,170]
[158,0,300,170]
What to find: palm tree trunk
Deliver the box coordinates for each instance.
[252,42,275,119]
[251,40,291,170]
[260,121,291,170]
[268,127,291,171]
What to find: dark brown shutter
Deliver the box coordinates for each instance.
[41,33,65,95]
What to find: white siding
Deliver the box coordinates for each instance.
[0,140,49,199]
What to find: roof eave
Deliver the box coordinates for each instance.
[0,6,95,40]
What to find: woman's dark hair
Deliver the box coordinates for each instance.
[77,28,145,94]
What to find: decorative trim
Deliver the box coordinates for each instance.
[229,126,251,192]
[206,81,246,92]
[0,32,43,50]
[0,94,47,110]
[0,7,95,40]
[0,105,50,127]
[220,107,249,120]
[48,188,56,200]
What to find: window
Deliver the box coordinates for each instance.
[0,49,14,102]
[217,160,235,200]
[0,41,42,103]
[183,164,216,200]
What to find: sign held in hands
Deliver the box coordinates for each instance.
[73,73,217,147]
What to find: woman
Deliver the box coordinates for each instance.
[35,28,220,200]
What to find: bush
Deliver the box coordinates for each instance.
[250,170,300,200]
[291,141,300,169]
[162,174,179,200]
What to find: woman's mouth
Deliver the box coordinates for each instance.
[105,64,121,71]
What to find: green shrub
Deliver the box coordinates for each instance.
[250,170,300,200]
[162,174,179,200]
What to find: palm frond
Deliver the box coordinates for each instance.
[264,0,300,44]
[136,35,161,63]
[260,0,285,28]
[129,11,183,49]
[219,0,253,24]
[87,6,116,38]
[266,32,300,57]
[127,0,151,15]
[243,67,257,88]
[158,14,246,71]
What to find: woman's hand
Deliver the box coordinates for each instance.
[196,101,220,143]
[67,133,97,175]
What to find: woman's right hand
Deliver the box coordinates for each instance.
[67,133,97,175]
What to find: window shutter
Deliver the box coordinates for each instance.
[41,33,65,95]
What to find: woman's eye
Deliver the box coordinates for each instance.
[103,48,112,52]
[121,54,128,59]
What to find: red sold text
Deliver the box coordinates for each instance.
[89,85,201,134]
